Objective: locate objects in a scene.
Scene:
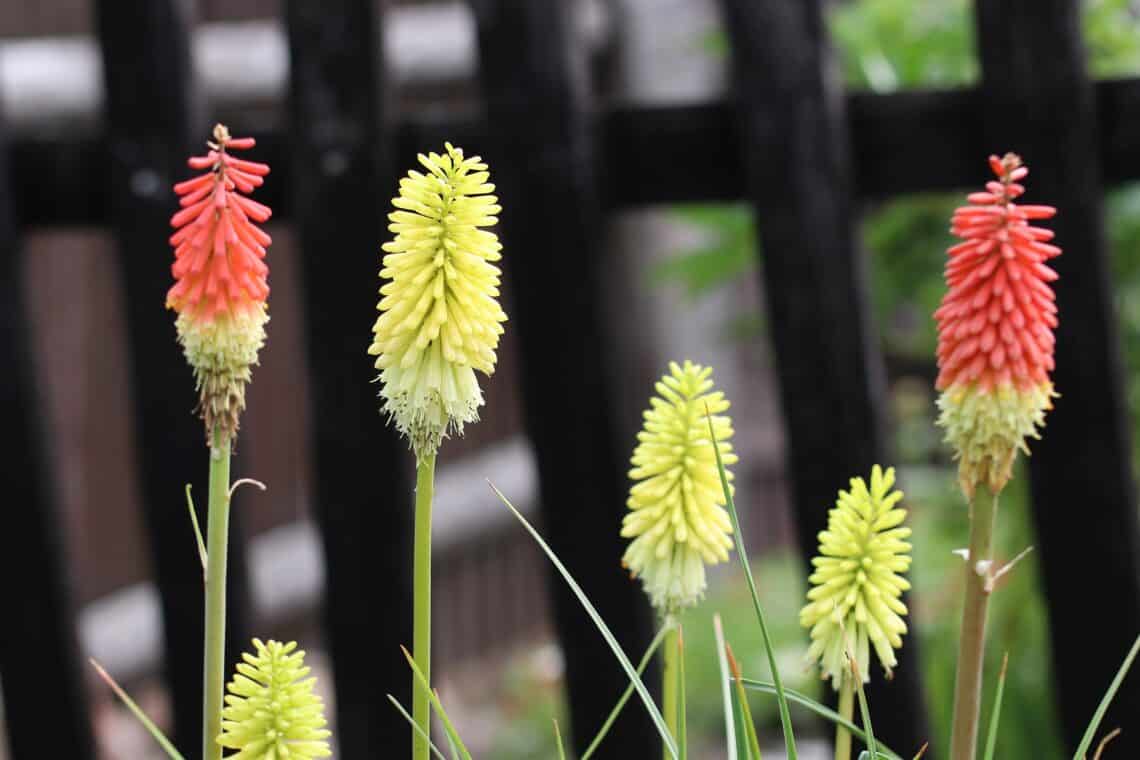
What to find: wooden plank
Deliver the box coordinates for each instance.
[716,0,931,754]
[15,77,1140,227]
[974,1,1140,753]
[469,0,657,754]
[282,1,415,756]
[93,1,254,752]
[0,112,96,760]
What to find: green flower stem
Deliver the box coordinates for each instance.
[835,675,854,760]
[950,483,999,760]
[413,453,437,760]
[662,622,679,760]
[202,431,231,760]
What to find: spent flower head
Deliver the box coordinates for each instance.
[800,465,912,690]
[934,153,1060,497]
[621,360,736,613]
[368,143,507,459]
[168,123,272,445]
[218,639,331,759]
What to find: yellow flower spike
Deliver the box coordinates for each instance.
[368,143,507,459]
[621,360,737,613]
[217,639,332,759]
[800,465,913,690]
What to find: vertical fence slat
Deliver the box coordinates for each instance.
[94,2,254,753]
[717,0,931,753]
[974,1,1140,752]
[284,1,415,756]
[470,0,657,754]
[0,115,96,760]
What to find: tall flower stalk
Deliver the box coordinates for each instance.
[169,123,272,760]
[934,154,1059,760]
[622,360,737,757]
[369,144,506,759]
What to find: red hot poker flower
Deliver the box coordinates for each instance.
[167,126,272,322]
[168,124,273,445]
[935,153,1059,393]
[934,153,1060,496]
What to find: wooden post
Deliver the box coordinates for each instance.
[284,1,415,756]
[0,113,96,760]
[93,1,253,753]
[469,0,657,754]
[974,1,1140,752]
[717,0,931,753]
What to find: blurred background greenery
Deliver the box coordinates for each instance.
[475,1,1140,757]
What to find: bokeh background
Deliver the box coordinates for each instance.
[2,1,1140,758]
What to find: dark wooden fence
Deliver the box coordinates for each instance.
[2,0,1140,758]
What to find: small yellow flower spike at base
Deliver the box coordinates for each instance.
[800,466,912,690]
[218,639,332,759]
[622,360,737,613]
[369,143,507,459]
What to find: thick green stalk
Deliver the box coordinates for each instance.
[413,454,437,760]
[949,484,999,760]
[662,623,679,760]
[835,675,854,760]
[202,431,231,760]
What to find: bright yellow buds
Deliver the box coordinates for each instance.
[621,360,737,613]
[369,143,507,459]
[800,466,912,690]
[218,639,331,759]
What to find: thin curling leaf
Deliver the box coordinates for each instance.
[1073,632,1140,760]
[713,615,738,760]
[399,646,473,760]
[553,720,566,760]
[737,679,904,760]
[800,466,912,690]
[934,153,1059,497]
[622,360,737,613]
[982,653,1010,760]
[168,123,272,444]
[490,481,679,759]
[218,639,331,759]
[706,410,797,760]
[726,643,762,760]
[91,659,186,760]
[387,695,450,760]
[852,658,878,760]
[369,143,507,459]
[581,623,672,760]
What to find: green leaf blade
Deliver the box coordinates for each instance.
[491,482,679,759]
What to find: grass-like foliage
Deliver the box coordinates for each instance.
[491,482,680,758]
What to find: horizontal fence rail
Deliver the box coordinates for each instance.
[12,78,1140,230]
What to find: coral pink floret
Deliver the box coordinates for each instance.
[167,132,271,321]
[934,154,1060,393]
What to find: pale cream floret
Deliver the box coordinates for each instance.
[176,305,268,443]
[937,382,1054,496]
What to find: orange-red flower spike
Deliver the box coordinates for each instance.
[168,124,272,445]
[934,153,1059,497]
